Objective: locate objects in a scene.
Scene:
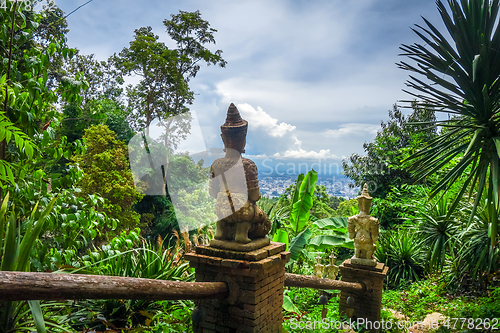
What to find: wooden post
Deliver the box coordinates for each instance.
[0,271,228,301]
[338,259,389,333]
[185,242,290,333]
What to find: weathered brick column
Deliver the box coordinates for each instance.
[339,259,388,333]
[185,242,290,333]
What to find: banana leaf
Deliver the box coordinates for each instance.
[290,170,317,234]
[289,228,312,260]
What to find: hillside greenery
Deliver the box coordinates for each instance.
[0,1,498,332]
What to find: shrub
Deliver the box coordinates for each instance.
[375,228,426,288]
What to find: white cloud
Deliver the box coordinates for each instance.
[323,123,379,139]
[236,103,295,137]
[59,0,441,165]
[273,148,337,160]
[271,135,338,160]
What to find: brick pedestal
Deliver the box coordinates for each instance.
[185,242,290,333]
[339,259,388,333]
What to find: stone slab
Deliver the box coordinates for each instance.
[209,237,270,252]
[350,256,377,267]
[341,259,385,272]
[195,241,285,261]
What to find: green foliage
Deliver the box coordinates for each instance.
[73,124,144,234]
[311,185,335,219]
[446,286,500,324]
[342,104,436,198]
[63,53,124,107]
[399,0,500,246]
[370,184,428,229]
[117,11,225,134]
[271,171,318,260]
[282,287,341,333]
[290,170,318,234]
[0,193,57,333]
[334,199,357,217]
[0,2,84,193]
[382,275,450,321]
[0,112,35,187]
[52,234,193,332]
[375,228,426,288]
[414,193,460,273]
[456,198,500,286]
[58,104,86,143]
[328,196,345,211]
[308,217,353,251]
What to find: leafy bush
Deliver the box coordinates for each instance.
[413,193,460,273]
[375,228,426,288]
[382,275,449,321]
[455,199,500,287]
[53,235,193,332]
[73,124,145,234]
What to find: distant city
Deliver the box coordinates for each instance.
[258,174,358,199]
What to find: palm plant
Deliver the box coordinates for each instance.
[399,0,500,247]
[458,198,500,285]
[375,229,426,288]
[413,193,460,272]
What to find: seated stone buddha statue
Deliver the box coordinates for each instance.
[209,103,271,244]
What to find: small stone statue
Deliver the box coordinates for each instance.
[348,184,379,266]
[314,256,324,278]
[209,104,271,246]
[325,253,339,280]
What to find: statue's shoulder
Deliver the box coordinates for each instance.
[242,157,258,172]
[348,214,359,222]
[210,158,229,176]
[211,157,224,167]
[242,157,257,167]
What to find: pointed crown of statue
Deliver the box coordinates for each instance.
[220,103,248,152]
[357,183,372,213]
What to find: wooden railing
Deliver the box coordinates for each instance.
[0,271,364,301]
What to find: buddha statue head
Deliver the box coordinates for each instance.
[220,103,248,154]
[356,183,372,216]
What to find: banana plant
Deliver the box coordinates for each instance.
[308,217,354,251]
[0,193,57,333]
[272,170,318,260]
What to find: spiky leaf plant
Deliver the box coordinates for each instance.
[414,193,460,272]
[375,229,426,288]
[399,0,500,247]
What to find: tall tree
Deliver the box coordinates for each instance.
[116,11,226,195]
[342,103,437,198]
[0,3,83,190]
[73,124,144,234]
[399,0,500,246]
[64,53,124,108]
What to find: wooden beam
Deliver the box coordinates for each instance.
[0,271,228,301]
[284,273,365,292]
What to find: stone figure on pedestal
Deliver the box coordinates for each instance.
[314,256,324,278]
[208,103,271,251]
[325,253,339,280]
[348,184,379,266]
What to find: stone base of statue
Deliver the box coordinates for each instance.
[350,256,377,267]
[339,259,388,333]
[210,236,270,252]
[185,241,290,332]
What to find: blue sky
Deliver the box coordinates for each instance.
[55,0,444,174]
